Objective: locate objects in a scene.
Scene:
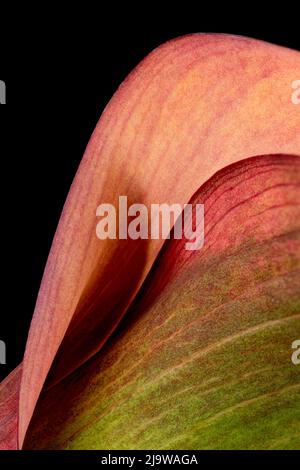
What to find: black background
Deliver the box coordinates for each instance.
[1,17,300,382]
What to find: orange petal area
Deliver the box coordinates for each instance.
[17,34,300,446]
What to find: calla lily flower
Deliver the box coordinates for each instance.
[0,33,300,450]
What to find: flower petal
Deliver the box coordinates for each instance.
[24,154,300,450]
[0,365,22,450]
[17,34,300,446]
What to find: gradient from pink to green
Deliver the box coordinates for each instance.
[0,34,299,450]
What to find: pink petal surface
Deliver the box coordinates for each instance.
[0,365,22,450]
[24,155,300,450]
[0,34,299,447]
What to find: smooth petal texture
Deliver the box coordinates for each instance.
[24,155,300,450]
[0,365,22,450]
[17,34,300,445]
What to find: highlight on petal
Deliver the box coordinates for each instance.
[18,34,300,447]
[24,155,300,450]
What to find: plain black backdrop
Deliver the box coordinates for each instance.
[1,18,300,381]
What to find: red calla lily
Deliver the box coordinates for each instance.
[0,34,299,450]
